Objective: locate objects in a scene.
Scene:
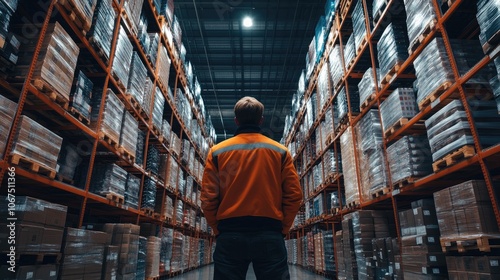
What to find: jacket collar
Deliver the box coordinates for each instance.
[234,125,261,135]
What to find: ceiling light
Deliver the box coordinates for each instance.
[243,16,253,28]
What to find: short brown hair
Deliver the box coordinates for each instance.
[234,96,264,125]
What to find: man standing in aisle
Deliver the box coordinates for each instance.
[201,96,303,280]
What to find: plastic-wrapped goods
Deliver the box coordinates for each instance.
[177,171,185,198]
[403,0,437,47]
[148,33,160,67]
[344,33,356,68]
[127,52,147,107]
[0,94,16,158]
[476,0,500,51]
[413,37,455,107]
[91,89,124,145]
[314,232,325,272]
[120,110,139,158]
[186,176,194,201]
[323,148,340,178]
[340,127,360,206]
[87,0,115,62]
[323,230,335,274]
[112,26,134,90]
[90,163,127,197]
[387,135,433,184]
[306,37,316,81]
[356,110,390,198]
[102,245,119,280]
[166,155,179,189]
[70,70,93,120]
[124,173,140,209]
[163,195,174,220]
[123,0,144,35]
[336,86,360,123]
[158,153,168,182]
[313,193,324,217]
[137,12,149,51]
[175,199,184,226]
[328,45,343,88]
[379,88,418,133]
[425,100,500,161]
[143,77,154,117]
[451,39,496,85]
[69,0,98,30]
[135,130,146,166]
[171,132,182,157]
[160,0,175,24]
[152,87,165,132]
[60,228,110,280]
[357,68,380,108]
[170,232,183,272]
[324,0,337,28]
[157,46,171,90]
[146,145,160,175]
[57,141,81,181]
[16,22,79,101]
[188,147,196,174]
[181,139,191,165]
[377,22,409,84]
[103,224,140,279]
[172,16,183,51]
[315,16,327,63]
[352,0,372,52]
[142,177,156,211]
[146,236,161,278]
[136,236,147,280]
[11,115,62,172]
[317,62,330,113]
[180,44,187,64]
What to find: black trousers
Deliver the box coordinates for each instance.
[213,231,290,280]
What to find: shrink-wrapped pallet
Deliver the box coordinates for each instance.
[90,163,127,197]
[142,177,156,211]
[127,52,147,107]
[328,45,343,88]
[358,68,379,108]
[344,33,356,68]
[157,45,171,89]
[340,127,359,206]
[146,236,161,278]
[377,22,409,84]
[91,89,124,145]
[111,26,133,89]
[317,62,330,113]
[87,0,115,62]
[152,87,165,132]
[119,110,138,158]
[476,0,500,52]
[387,135,433,184]
[70,70,93,120]
[379,88,418,133]
[123,0,144,35]
[0,94,16,158]
[11,115,62,172]
[136,236,147,280]
[125,173,140,209]
[403,0,437,47]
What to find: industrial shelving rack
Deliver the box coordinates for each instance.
[0,0,213,276]
[285,0,500,277]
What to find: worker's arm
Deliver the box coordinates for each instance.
[281,151,303,234]
[201,149,220,236]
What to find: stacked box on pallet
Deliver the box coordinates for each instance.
[103,224,140,280]
[146,144,160,175]
[425,100,500,162]
[171,132,182,157]
[136,236,147,280]
[91,89,124,144]
[146,236,161,279]
[377,22,409,84]
[451,39,496,85]
[66,0,97,31]
[15,22,79,102]
[379,88,418,133]
[358,68,380,109]
[160,0,175,25]
[70,70,93,120]
[135,130,145,166]
[123,0,144,35]
[175,199,184,226]
[120,110,138,158]
[137,12,149,52]
[447,255,500,280]
[314,231,325,272]
[152,87,165,133]
[161,119,172,145]
[387,135,433,184]
[88,0,115,62]
[166,154,179,189]
[172,16,182,51]
[344,33,356,68]
[142,177,156,211]
[157,46,171,90]
[181,139,190,165]
[491,57,500,113]
[352,0,372,52]
[186,176,194,202]
[171,231,184,272]
[338,86,360,124]
[90,163,127,198]
[340,127,360,206]
[305,37,316,80]
[125,173,140,209]
[399,198,447,279]
[0,95,15,158]
[127,52,147,106]
[60,228,110,280]
[158,153,168,182]
[57,140,81,181]
[148,33,160,67]
[372,237,400,279]
[143,77,154,118]
[317,62,330,113]
[356,110,390,199]
[328,45,343,89]
[163,195,174,220]
[323,230,335,275]
[476,0,500,52]
[315,16,327,63]
[160,228,174,273]
[372,0,405,24]
[11,115,62,173]
[413,37,454,107]
[0,0,17,48]
[404,0,437,47]
[102,245,119,280]
[342,217,358,280]
[112,26,133,88]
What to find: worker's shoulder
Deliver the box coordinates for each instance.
[211,134,289,153]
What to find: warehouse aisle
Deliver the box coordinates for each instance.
[168,264,331,280]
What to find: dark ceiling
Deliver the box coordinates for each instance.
[174,0,327,143]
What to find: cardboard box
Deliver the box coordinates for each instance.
[14,265,37,280]
[40,227,64,252]
[413,207,438,227]
[476,256,500,274]
[44,204,67,228]
[36,264,58,280]
[17,223,44,252]
[433,187,453,212]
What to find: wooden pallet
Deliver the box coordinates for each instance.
[58,0,91,33]
[482,30,500,54]
[356,36,368,55]
[339,0,354,22]
[408,19,438,56]
[99,131,120,150]
[121,8,138,36]
[417,81,453,110]
[152,124,161,138]
[142,208,155,217]
[441,235,500,253]
[384,118,409,138]
[370,187,391,199]
[56,174,74,185]
[88,36,109,63]
[10,154,56,179]
[111,71,127,92]
[380,62,403,86]
[360,93,376,110]
[32,79,70,110]
[325,132,335,146]
[69,106,90,125]
[334,115,349,134]
[330,207,341,215]
[432,145,475,172]
[106,193,125,204]
[344,200,360,209]
[146,276,160,280]
[393,177,417,189]
[373,0,390,25]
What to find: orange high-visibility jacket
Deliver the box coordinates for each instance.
[201,126,303,236]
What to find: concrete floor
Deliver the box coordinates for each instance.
[168,264,331,280]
